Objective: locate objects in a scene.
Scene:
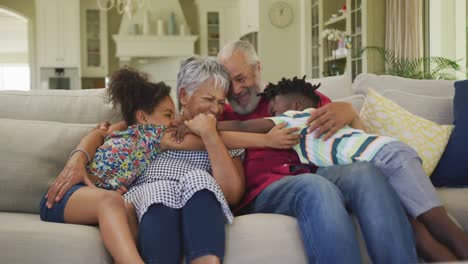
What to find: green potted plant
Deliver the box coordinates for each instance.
[362,46,461,80]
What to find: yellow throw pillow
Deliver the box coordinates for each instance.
[360,89,454,175]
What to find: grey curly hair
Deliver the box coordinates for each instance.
[176,56,230,99]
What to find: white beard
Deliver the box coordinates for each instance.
[229,93,261,115]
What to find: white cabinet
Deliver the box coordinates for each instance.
[304,0,385,79]
[80,0,108,77]
[36,0,80,68]
[196,0,240,56]
[239,0,259,37]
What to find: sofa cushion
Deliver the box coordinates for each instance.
[335,94,366,112]
[353,73,455,97]
[0,212,376,264]
[225,214,308,263]
[0,119,94,214]
[437,188,468,231]
[360,89,453,175]
[0,89,121,124]
[382,89,453,125]
[0,212,112,264]
[431,80,468,186]
[307,74,354,100]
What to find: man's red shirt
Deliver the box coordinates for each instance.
[222,91,332,210]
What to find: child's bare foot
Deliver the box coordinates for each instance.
[411,218,458,262]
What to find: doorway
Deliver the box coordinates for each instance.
[0,7,30,90]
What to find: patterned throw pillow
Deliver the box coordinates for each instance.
[360,89,454,175]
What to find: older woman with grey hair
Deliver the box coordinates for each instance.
[123,56,244,264]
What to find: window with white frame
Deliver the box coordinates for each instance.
[0,64,30,91]
[426,0,467,79]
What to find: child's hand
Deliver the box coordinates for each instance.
[266,122,301,149]
[116,185,128,195]
[184,113,217,138]
[169,119,192,143]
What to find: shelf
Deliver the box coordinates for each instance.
[324,54,347,62]
[324,15,347,26]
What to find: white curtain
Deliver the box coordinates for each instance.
[386,0,424,59]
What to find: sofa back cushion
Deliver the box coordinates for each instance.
[0,89,121,124]
[335,94,366,112]
[353,73,455,97]
[306,74,354,100]
[382,90,453,125]
[0,119,94,214]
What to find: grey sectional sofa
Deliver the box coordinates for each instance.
[0,73,466,263]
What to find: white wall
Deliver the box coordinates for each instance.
[258,0,302,83]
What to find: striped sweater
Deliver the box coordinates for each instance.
[267,108,396,167]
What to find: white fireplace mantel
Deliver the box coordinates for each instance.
[113,35,199,62]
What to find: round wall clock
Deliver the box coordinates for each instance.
[268,1,294,28]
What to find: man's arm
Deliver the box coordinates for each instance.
[217,119,275,133]
[350,115,366,130]
[307,101,363,140]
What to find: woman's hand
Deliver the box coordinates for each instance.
[108,121,128,133]
[306,102,359,140]
[45,152,95,208]
[266,122,301,149]
[184,113,217,138]
[94,121,128,134]
[95,121,111,132]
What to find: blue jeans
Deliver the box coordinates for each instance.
[137,190,225,264]
[241,162,417,264]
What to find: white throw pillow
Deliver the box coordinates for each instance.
[335,94,366,112]
[306,74,354,100]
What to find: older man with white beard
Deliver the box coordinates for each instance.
[217,40,417,264]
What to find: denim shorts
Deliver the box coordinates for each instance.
[39,183,85,223]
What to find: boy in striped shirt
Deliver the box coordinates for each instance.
[218,76,468,261]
